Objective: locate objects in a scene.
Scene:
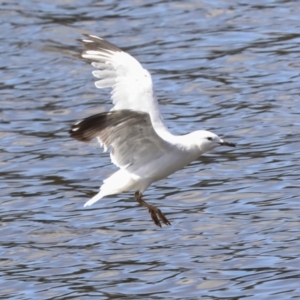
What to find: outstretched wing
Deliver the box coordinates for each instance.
[80,35,169,134]
[70,110,172,174]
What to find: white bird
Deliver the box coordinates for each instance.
[70,35,235,227]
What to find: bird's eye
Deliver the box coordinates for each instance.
[207,137,213,141]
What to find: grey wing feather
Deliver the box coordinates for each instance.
[70,110,171,171]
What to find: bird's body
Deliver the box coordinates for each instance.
[70,35,235,226]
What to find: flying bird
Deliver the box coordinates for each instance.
[70,35,235,227]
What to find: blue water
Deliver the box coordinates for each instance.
[1,0,300,299]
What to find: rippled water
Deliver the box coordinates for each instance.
[1,0,300,299]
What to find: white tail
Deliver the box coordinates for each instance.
[84,169,136,207]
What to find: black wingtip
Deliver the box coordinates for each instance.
[69,122,93,142]
[69,110,149,143]
[79,34,122,53]
[69,112,111,142]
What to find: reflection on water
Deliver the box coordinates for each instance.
[1,0,300,298]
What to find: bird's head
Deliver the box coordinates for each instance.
[194,130,236,153]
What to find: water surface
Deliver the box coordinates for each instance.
[1,0,300,299]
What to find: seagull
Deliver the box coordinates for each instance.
[70,35,236,227]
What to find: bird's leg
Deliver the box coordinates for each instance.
[134,191,171,227]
